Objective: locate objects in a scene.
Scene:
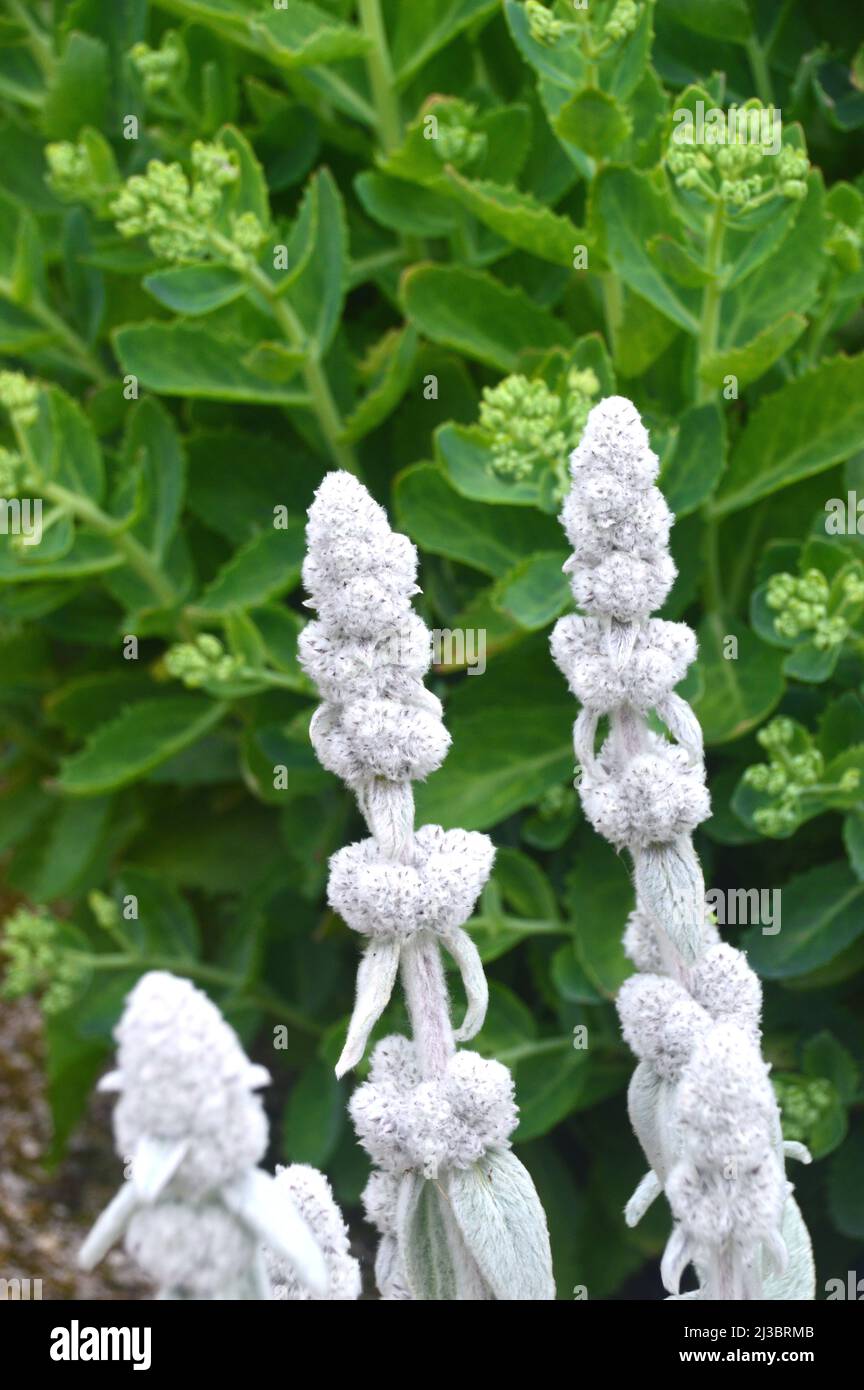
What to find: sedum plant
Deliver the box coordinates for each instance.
[298,472,554,1300]
[79,970,358,1300]
[551,396,815,1299]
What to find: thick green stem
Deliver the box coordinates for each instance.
[43,484,178,607]
[8,0,55,77]
[695,205,726,405]
[0,279,109,386]
[745,35,774,106]
[242,257,360,476]
[358,0,402,153]
[15,424,180,611]
[696,206,729,609]
[601,273,624,357]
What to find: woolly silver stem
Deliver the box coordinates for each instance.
[400,932,455,1080]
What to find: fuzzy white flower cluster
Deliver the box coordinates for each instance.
[360,1170,414,1300]
[552,397,814,1301]
[561,396,675,622]
[79,971,350,1300]
[580,732,710,851]
[350,1035,518,1180]
[551,615,695,715]
[299,472,450,787]
[328,824,494,940]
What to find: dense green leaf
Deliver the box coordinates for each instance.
[692,614,785,745]
[594,168,700,332]
[143,265,247,315]
[658,400,726,516]
[197,525,305,611]
[114,321,310,404]
[714,354,864,516]
[401,264,569,370]
[444,170,583,266]
[554,89,631,159]
[58,697,228,795]
[395,463,561,576]
[743,864,864,978]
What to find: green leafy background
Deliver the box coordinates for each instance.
[0,0,863,1298]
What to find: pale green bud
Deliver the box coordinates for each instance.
[525,1,564,45]
[0,371,38,428]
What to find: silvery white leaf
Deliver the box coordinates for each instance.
[447,1147,555,1300]
[442,926,488,1041]
[131,1135,189,1202]
[625,1170,662,1228]
[656,691,703,762]
[634,838,704,965]
[397,1171,460,1300]
[627,1061,679,1186]
[397,1171,493,1301]
[78,1181,139,1270]
[762,1197,815,1301]
[222,1169,328,1298]
[335,936,401,1078]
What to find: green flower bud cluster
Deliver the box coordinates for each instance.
[111,141,266,267]
[0,446,23,495]
[776,145,809,201]
[525,1,564,46]
[1,907,88,1015]
[743,716,861,836]
[603,0,640,42]
[0,371,38,429]
[535,783,577,820]
[434,118,487,169]
[767,564,864,650]
[165,633,243,688]
[45,140,95,201]
[45,131,120,216]
[88,890,120,932]
[480,367,599,497]
[130,36,181,96]
[824,185,864,273]
[774,1075,836,1145]
[665,107,810,214]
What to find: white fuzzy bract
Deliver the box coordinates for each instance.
[560,396,675,621]
[113,971,269,1196]
[350,1035,518,1179]
[551,616,695,714]
[580,736,710,850]
[328,824,494,939]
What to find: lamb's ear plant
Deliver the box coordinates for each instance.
[79,970,359,1301]
[551,396,816,1300]
[299,472,555,1301]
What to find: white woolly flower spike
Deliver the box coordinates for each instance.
[552,397,815,1301]
[78,971,341,1300]
[300,472,493,1078]
[301,473,555,1300]
[300,472,495,1077]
